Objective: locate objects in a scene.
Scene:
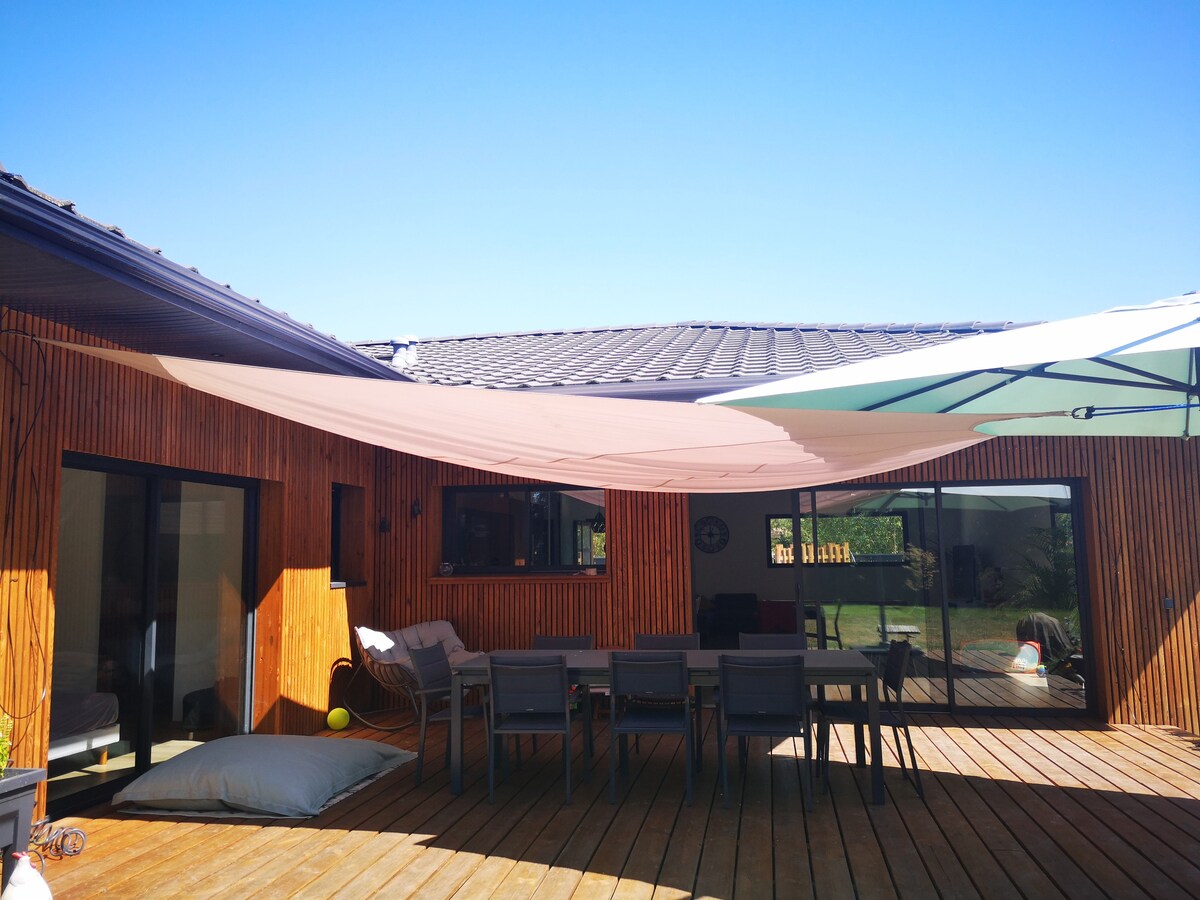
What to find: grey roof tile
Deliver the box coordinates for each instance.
[355,320,1027,390]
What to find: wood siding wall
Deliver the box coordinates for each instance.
[0,310,379,785]
[854,435,1200,736]
[3,301,1199,818]
[371,450,693,653]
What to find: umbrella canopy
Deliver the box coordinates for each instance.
[701,295,1200,437]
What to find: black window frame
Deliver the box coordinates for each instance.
[441,483,607,575]
[765,509,909,567]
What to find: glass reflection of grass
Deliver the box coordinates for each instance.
[826,603,1060,651]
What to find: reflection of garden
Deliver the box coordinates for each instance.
[822,603,1076,654]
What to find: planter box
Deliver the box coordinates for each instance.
[0,768,46,890]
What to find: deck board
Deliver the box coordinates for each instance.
[40,714,1200,899]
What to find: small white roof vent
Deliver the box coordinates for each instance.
[390,335,419,370]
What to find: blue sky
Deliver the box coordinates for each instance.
[4,2,1197,341]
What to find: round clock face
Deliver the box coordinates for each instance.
[693,515,730,553]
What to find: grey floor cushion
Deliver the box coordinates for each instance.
[113,734,414,817]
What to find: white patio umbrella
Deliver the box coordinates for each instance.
[700,294,1200,438]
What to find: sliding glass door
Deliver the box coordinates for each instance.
[50,460,255,810]
[798,482,1088,714]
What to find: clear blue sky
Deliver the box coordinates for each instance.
[4,2,1197,341]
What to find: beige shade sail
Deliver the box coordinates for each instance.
[54,341,1011,493]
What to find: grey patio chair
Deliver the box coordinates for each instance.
[529,634,596,755]
[609,650,693,805]
[408,643,485,785]
[738,632,807,650]
[631,633,702,758]
[486,654,580,803]
[717,653,812,810]
[532,634,595,650]
[814,639,923,798]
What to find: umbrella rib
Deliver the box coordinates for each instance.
[861,370,981,411]
[936,365,1195,414]
[982,365,1194,392]
[1087,357,1197,393]
[864,362,1177,414]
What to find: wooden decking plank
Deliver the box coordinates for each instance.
[123,822,263,899]
[918,723,1067,900]
[513,729,664,900]
[370,729,594,899]
[610,736,691,899]
[647,714,723,900]
[265,736,509,899]
[39,716,1200,900]
[843,764,942,900]
[1047,722,1200,845]
[947,717,1146,899]
[178,739,474,898]
[891,716,1009,900]
[42,817,203,892]
[1067,724,1200,810]
[448,726,615,900]
[730,734,775,900]
[978,715,1188,900]
[822,726,898,900]
[1005,717,1200,897]
[204,729,494,897]
[1104,724,1200,775]
[843,722,983,900]
[1125,726,1200,773]
[571,732,682,900]
[768,739,815,900]
[423,730,608,900]
[480,757,644,899]
[392,732,602,900]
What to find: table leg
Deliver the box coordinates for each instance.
[867,674,884,804]
[851,683,866,767]
[450,672,464,795]
[693,687,704,771]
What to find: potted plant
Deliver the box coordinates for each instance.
[0,712,10,775]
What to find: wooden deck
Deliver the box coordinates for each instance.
[40,713,1200,899]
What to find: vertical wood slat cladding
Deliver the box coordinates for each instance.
[857,434,1200,736]
[0,309,378,785]
[5,296,1200,798]
[370,451,694,655]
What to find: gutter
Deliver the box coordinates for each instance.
[0,175,405,380]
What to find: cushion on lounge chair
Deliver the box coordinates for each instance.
[356,620,476,672]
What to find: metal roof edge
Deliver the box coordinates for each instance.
[0,175,404,380]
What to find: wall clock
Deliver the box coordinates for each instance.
[693,515,730,553]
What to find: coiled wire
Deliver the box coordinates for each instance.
[28,818,87,870]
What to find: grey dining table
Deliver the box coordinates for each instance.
[448,647,885,805]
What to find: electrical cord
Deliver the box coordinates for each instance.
[28,817,87,869]
[0,325,50,755]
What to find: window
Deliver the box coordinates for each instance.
[766,511,904,566]
[331,483,366,585]
[443,485,606,574]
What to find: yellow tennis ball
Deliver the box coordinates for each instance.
[327,707,350,730]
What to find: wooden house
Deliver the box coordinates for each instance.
[2,170,1198,822]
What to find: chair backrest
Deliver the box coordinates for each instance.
[634,633,700,650]
[532,634,595,650]
[882,640,913,701]
[610,651,688,698]
[739,633,806,650]
[355,620,466,666]
[719,654,806,718]
[409,643,452,692]
[488,654,569,716]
